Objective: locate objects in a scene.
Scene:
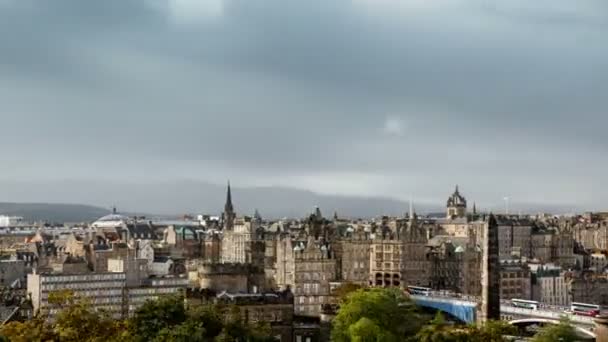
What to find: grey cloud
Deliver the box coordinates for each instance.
[0,0,607,210]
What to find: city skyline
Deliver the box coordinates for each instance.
[1,0,607,210]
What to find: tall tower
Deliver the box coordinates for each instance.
[479,213,500,323]
[223,181,235,231]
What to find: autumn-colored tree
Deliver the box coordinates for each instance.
[0,316,56,342]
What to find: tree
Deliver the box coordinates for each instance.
[333,283,363,302]
[153,320,206,342]
[331,288,424,342]
[531,318,582,342]
[473,320,517,342]
[414,313,471,342]
[188,304,225,339]
[0,316,56,342]
[0,296,131,342]
[129,295,187,342]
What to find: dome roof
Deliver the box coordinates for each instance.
[96,213,129,222]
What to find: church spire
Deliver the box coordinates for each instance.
[223,181,235,230]
[225,181,233,213]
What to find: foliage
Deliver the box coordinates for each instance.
[0,316,56,342]
[531,317,583,342]
[414,312,471,342]
[333,283,363,302]
[331,287,424,342]
[0,293,275,342]
[129,295,187,341]
[414,313,518,342]
[469,320,518,342]
[53,300,127,342]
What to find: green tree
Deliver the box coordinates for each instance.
[531,318,582,342]
[129,295,187,342]
[331,288,423,342]
[414,313,471,342]
[333,283,363,302]
[153,320,206,342]
[473,320,517,342]
[188,304,225,339]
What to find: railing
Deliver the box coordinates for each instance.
[500,306,595,325]
[416,292,595,326]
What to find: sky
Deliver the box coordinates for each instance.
[0,0,607,211]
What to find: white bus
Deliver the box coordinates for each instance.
[511,299,539,310]
[407,286,431,296]
[571,302,600,317]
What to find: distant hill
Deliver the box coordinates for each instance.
[0,202,111,223]
[0,180,582,220]
[0,180,436,219]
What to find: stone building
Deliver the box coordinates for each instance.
[572,219,608,251]
[427,237,481,296]
[191,262,265,293]
[369,238,402,287]
[569,273,608,305]
[530,228,576,267]
[339,228,371,286]
[400,215,431,287]
[531,232,554,263]
[472,216,533,259]
[215,290,295,342]
[275,234,296,290]
[163,225,203,259]
[500,259,532,300]
[293,238,338,317]
[368,213,429,288]
[202,232,222,263]
[220,184,266,267]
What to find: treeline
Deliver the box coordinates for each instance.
[0,293,275,342]
[0,287,585,341]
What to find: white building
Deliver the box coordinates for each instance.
[27,270,188,319]
[28,271,126,319]
[531,265,571,307]
[0,215,24,227]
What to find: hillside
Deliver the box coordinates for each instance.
[0,202,110,223]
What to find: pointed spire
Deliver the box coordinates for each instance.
[455,184,459,193]
[473,202,477,215]
[225,180,233,213]
[223,181,235,230]
[112,206,117,215]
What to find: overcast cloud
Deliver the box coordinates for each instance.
[0,0,607,211]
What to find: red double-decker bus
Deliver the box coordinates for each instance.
[571,302,601,317]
